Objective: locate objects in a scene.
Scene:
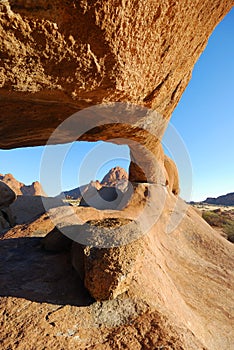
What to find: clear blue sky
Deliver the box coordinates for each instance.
[0,8,233,201]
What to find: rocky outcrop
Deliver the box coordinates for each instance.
[0,173,46,196]
[1,187,233,349]
[0,177,48,228]
[64,180,102,200]
[65,159,178,207]
[9,196,66,224]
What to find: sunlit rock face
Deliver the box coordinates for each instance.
[0,173,46,196]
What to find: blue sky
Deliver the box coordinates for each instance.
[0,8,233,201]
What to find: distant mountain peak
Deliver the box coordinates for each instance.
[101,167,128,186]
[64,167,128,199]
[203,192,234,206]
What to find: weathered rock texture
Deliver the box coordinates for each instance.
[71,218,143,301]
[0,173,46,196]
[0,0,232,149]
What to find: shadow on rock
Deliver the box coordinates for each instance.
[0,236,94,306]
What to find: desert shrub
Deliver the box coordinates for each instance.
[223,220,234,237]
[202,211,225,227]
[202,210,234,243]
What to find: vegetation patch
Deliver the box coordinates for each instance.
[202,209,234,243]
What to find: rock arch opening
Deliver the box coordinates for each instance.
[61,140,132,211]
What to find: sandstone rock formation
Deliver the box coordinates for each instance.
[0,1,233,349]
[0,173,46,196]
[0,0,232,149]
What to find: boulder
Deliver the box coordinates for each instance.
[71,218,143,300]
[84,242,140,301]
[9,196,66,224]
[43,216,143,300]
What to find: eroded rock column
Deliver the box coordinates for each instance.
[71,218,143,301]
